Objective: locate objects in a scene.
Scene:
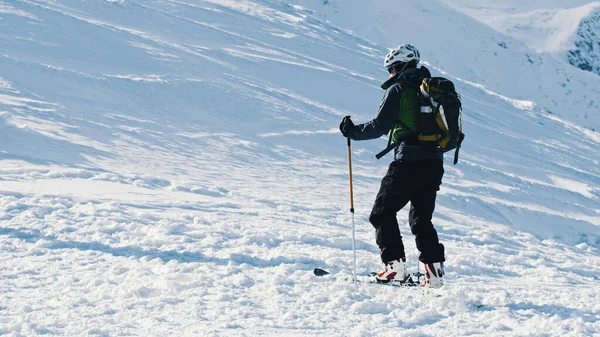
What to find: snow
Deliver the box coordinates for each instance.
[444,1,600,52]
[445,1,600,77]
[295,0,600,131]
[0,0,599,336]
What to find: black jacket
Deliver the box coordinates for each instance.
[349,66,443,162]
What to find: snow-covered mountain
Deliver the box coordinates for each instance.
[1,0,599,336]
[569,6,600,76]
[295,0,600,131]
[444,1,600,97]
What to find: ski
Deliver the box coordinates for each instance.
[313,268,424,287]
[314,268,330,276]
[360,273,420,287]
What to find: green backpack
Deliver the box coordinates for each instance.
[376,77,465,164]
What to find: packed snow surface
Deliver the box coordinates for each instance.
[0,0,599,336]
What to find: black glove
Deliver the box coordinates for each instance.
[339,116,357,138]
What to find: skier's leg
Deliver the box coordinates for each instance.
[409,160,445,263]
[369,161,411,263]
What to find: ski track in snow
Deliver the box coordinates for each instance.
[1,0,600,336]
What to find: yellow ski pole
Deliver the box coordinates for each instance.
[347,137,357,282]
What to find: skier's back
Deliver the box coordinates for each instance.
[339,44,446,288]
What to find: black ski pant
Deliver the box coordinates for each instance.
[369,159,445,264]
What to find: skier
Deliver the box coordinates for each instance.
[339,44,445,288]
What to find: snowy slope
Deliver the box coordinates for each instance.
[294,0,600,131]
[445,1,600,79]
[0,0,599,336]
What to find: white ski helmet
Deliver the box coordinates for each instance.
[384,44,420,69]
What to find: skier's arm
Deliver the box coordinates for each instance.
[349,86,400,141]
